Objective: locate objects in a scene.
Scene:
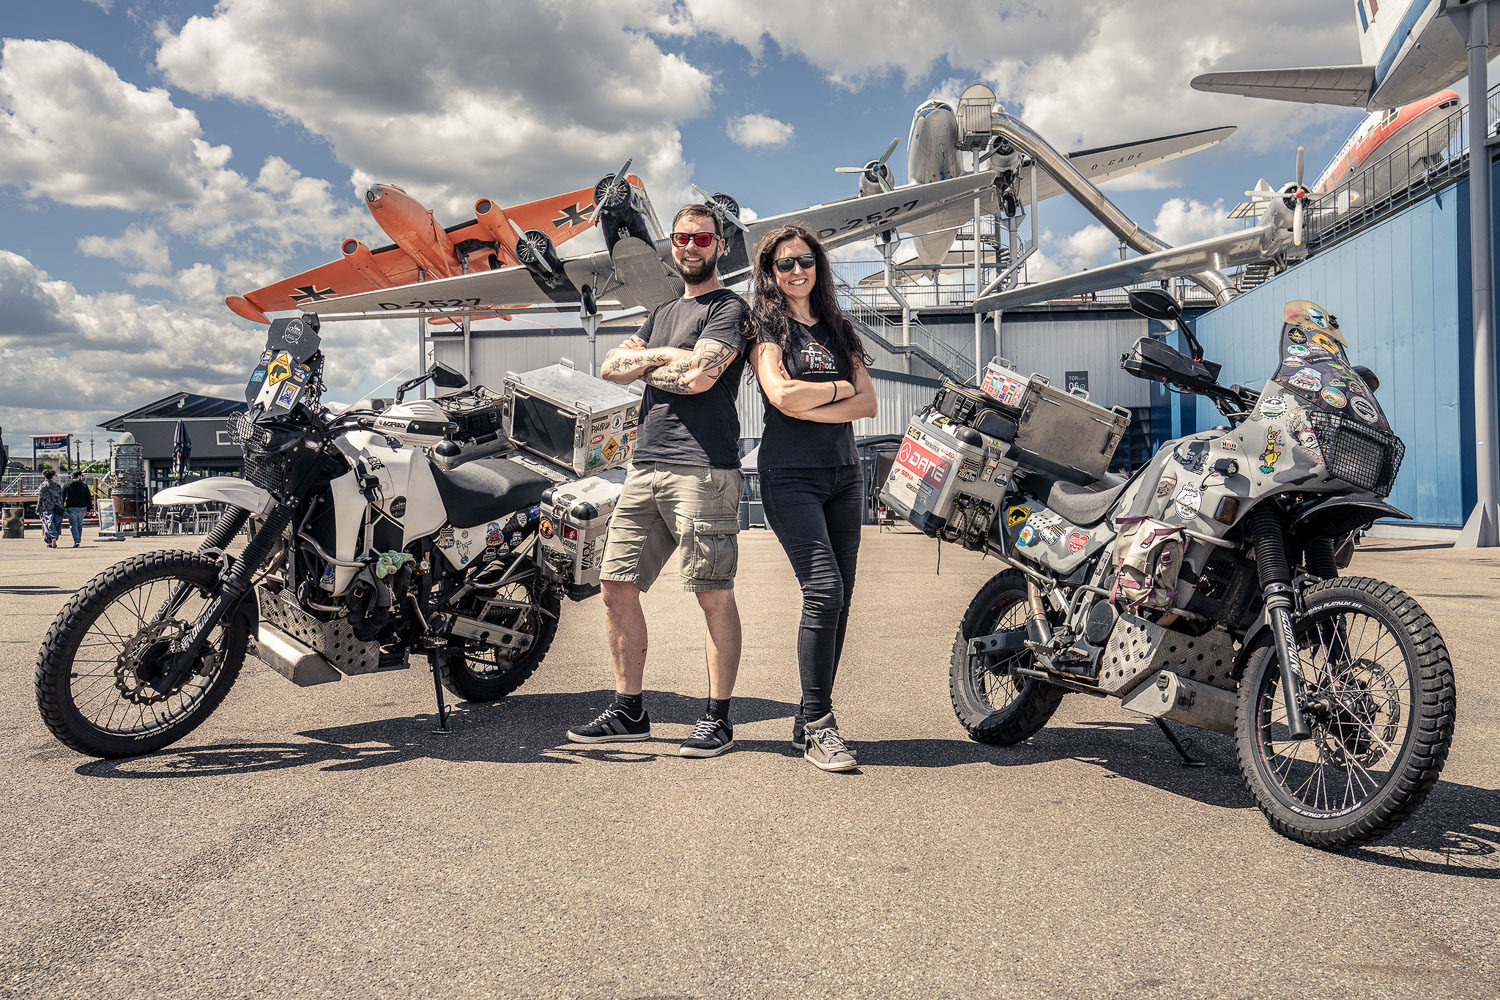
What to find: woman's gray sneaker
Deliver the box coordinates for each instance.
[566,705,651,743]
[803,713,858,772]
[679,715,734,757]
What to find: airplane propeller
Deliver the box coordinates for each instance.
[1245,145,1310,247]
[835,137,900,193]
[590,158,634,225]
[508,218,554,275]
[691,184,747,233]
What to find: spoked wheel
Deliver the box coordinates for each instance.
[436,580,560,702]
[1236,577,1456,849]
[949,570,1066,745]
[35,550,249,758]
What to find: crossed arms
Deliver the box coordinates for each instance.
[600,335,740,395]
[749,342,878,424]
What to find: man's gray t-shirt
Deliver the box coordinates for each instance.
[633,288,749,468]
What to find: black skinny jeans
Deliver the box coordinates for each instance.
[760,464,863,720]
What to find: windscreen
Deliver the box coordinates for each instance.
[1270,299,1389,431]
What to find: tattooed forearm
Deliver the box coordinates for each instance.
[641,339,738,394]
[604,351,673,375]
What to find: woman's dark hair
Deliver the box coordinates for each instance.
[749,222,872,370]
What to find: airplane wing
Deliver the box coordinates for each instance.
[975,224,1285,313]
[307,172,1002,319]
[228,185,599,322]
[1190,66,1376,108]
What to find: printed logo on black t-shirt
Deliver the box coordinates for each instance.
[800,341,839,374]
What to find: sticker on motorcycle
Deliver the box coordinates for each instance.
[1259,395,1286,417]
[1286,344,1309,357]
[1006,505,1032,528]
[1173,440,1208,474]
[1321,387,1347,408]
[1067,532,1089,553]
[1175,480,1202,521]
[1017,524,1037,546]
[266,352,293,386]
[1311,331,1340,355]
[539,518,554,538]
[1287,329,1307,344]
[1288,368,1322,393]
[957,459,980,483]
[389,497,407,518]
[1260,429,1284,474]
[486,522,503,546]
[1155,476,1176,500]
[1349,395,1380,424]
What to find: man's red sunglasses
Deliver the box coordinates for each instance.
[670,231,717,248]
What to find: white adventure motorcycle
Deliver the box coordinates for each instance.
[36,314,635,757]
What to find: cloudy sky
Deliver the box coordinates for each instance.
[1,0,1368,447]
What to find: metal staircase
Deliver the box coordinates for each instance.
[837,277,974,383]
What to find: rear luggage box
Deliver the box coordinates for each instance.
[880,410,1015,543]
[503,362,641,478]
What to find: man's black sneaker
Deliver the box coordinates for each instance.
[566,705,651,743]
[679,715,734,758]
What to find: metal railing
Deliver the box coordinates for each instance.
[1308,84,1500,248]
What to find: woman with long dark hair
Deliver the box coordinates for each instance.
[747,222,877,772]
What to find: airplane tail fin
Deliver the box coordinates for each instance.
[1355,0,1389,68]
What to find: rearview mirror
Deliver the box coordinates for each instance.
[431,363,467,389]
[1126,287,1183,326]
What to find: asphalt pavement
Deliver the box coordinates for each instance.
[1,528,1496,1000]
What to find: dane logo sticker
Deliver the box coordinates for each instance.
[1349,395,1380,424]
[1259,429,1284,474]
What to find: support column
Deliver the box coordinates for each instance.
[1452,0,1499,546]
[973,195,984,381]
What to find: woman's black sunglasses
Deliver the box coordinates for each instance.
[670,231,717,248]
[773,253,817,273]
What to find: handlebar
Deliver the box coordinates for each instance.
[350,414,458,438]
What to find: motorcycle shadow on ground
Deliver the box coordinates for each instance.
[74,689,800,779]
[871,719,1500,878]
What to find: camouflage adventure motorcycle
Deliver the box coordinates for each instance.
[35,314,634,759]
[884,291,1455,849]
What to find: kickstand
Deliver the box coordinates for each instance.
[430,656,451,735]
[1153,718,1205,767]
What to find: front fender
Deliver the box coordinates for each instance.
[1288,493,1409,549]
[154,476,274,515]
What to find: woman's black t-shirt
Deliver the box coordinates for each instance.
[756,317,859,470]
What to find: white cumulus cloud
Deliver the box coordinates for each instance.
[727,113,795,148]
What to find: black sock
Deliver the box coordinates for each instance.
[707,697,731,722]
[614,692,644,716]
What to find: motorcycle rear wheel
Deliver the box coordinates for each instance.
[949,570,1066,745]
[34,550,249,758]
[437,580,560,702]
[1235,576,1455,849]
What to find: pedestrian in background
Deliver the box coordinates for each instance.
[746,222,877,772]
[38,469,64,549]
[63,471,94,548]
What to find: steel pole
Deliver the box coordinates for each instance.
[1455,0,1499,546]
[973,195,983,381]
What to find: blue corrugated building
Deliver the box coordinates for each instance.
[1187,157,1498,528]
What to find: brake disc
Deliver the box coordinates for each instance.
[115,619,190,705]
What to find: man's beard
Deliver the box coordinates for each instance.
[673,248,719,283]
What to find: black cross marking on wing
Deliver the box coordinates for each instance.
[553,203,593,228]
[290,285,335,302]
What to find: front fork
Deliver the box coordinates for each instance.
[1249,505,1311,740]
[155,504,293,690]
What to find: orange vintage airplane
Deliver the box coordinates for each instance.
[225,178,627,323]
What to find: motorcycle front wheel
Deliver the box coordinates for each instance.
[35,550,249,758]
[949,569,1066,745]
[1236,576,1456,849]
[436,579,560,702]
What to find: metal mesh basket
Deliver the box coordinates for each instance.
[1307,410,1405,497]
[227,411,290,495]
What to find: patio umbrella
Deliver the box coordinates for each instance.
[172,419,191,478]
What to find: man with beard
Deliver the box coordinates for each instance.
[567,204,750,758]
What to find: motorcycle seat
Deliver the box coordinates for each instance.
[430,457,554,528]
[1018,469,1131,528]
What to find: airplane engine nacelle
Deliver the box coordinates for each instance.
[514,229,564,280]
[858,162,893,198]
[340,238,384,285]
[473,198,519,266]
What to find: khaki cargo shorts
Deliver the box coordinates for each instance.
[600,461,745,592]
